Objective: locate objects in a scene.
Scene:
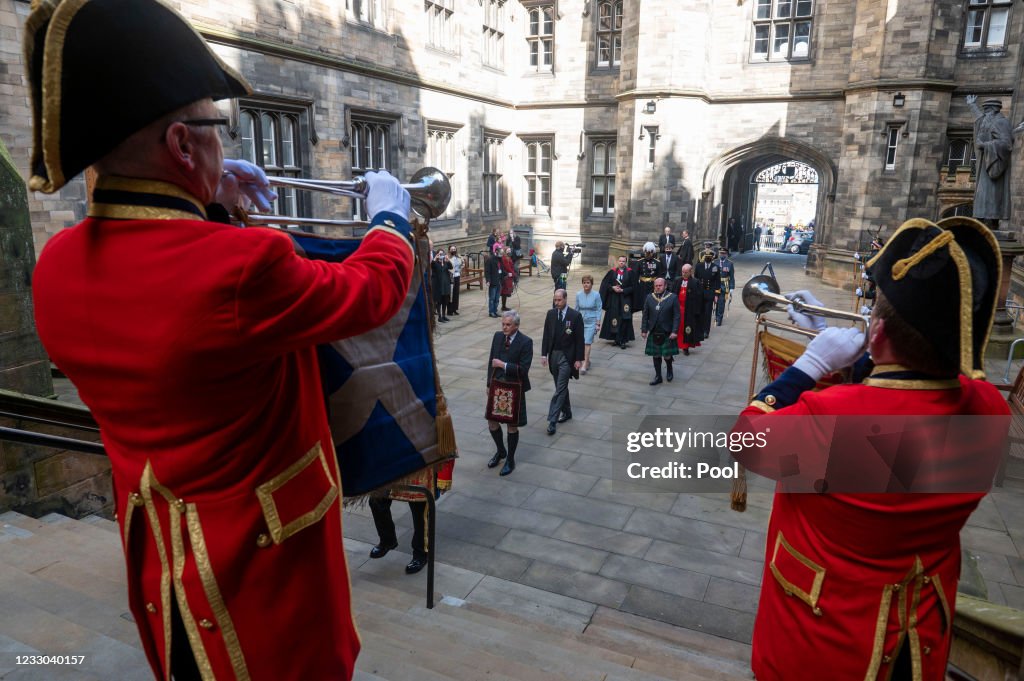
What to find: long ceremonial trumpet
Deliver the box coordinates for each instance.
[741,274,869,328]
[242,166,452,226]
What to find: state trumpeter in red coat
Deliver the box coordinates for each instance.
[33,179,415,681]
[731,217,1009,681]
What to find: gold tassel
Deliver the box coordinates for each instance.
[435,393,458,458]
[730,464,748,513]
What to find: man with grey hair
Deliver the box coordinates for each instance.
[542,289,585,435]
[486,310,533,475]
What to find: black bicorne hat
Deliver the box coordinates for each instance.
[867,217,1001,379]
[24,0,251,193]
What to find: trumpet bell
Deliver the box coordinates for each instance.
[742,274,783,315]
[408,167,452,220]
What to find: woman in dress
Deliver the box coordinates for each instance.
[575,275,602,374]
[500,247,517,311]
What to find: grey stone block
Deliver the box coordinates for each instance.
[438,493,564,536]
[496,529,609,573]
[522,488,634,530]
[620,585,755,644]
[646,540,764,587]
[703,577,761,614]
[519,561,630,609]
[625,508,746,556]
[599,554,709,600]
[553,519,653,558]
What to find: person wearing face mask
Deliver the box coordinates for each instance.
[447,246,462,316]
[692,248,722,340]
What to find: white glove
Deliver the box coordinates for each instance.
[860,305,872,315]
[785,290,827,332]
[793,327,865,382]
[855,287,863,297]
[222,159,277,212]
[363,170,410,220]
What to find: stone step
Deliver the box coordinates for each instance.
[78,515,119,534]
[589,606,752,664]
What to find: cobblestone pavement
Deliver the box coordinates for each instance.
[343,249,1024,643]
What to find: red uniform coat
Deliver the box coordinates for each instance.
[32,179,415,681]
[734,370,1008,681]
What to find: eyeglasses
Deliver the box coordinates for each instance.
[161,117,229,142]
[180,117,230,129]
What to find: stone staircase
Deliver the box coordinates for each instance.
[0,511,753,681]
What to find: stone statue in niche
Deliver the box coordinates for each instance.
[966,94,1013,227]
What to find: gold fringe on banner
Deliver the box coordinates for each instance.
[730,466,747,512]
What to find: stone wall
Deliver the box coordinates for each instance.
[1,0,1022,277]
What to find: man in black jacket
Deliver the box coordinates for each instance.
[550,241,574,290]
[541,289,585,435]
[486,311,533,476]
[693,247,722,340]
[658,226,676,252]
[676,230,695,266]
[641,278,680,385]
[485,250,501,317]
[661,242,681,292]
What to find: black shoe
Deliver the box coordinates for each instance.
[369,541,398,559]
[500,459,516,476]
[487,451,506,468]
[716,320,722,326]
[405,556,428,574]
[453,311,460,315]
[683,348,690,356]
[439,318,448,323]
[557,412,572,424]
[489,313,498,318]
[650,376,663,386]
[547,422,556,435]
[666,367,674,382]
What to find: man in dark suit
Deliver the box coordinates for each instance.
[486,311,533,476]
[661,242,681,292]
[676,230,695,266]
[541,289,585,435]
[485,250,501,317]
[657,226,676,252]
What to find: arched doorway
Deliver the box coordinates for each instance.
[701,137,837,255]
[750,161,819,252]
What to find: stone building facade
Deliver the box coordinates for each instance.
[1,0,1022,287]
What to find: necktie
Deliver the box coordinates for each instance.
[504,335,511,350]
[559,310,564,324]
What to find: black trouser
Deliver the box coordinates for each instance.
[616,318,630,346]
[369,497,427,559]
[546,350,572,422]
[170,598,201,681]
[700,294,715,339]
[447,277,460,314]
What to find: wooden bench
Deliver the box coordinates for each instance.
[462,252,485,290]
[517,260,533,278]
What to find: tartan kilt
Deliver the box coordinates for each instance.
[645,333,680,357]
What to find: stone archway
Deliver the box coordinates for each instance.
[700,137,838,258]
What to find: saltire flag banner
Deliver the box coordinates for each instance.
[289,230,457,498]
[758,330,844,391]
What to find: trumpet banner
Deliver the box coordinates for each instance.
[758,329,845,391]
[290,231,456,499]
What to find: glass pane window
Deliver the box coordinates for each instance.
[238,103,306,220]
[596,1,623,67]
[961,0,1014,49]
[261,114,277,167]
[483,133,505,215]
[350,118,393,220]
[752,0,813,61]
[426,0,454,51]
[885,126,899,170]
[527,4,555,71]
[523,139,553,214]
[240,112,256,164]
[590,139,616,216]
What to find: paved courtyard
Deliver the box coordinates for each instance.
[342,248,1024,644]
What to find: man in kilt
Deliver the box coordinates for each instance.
[641,278,680,385]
